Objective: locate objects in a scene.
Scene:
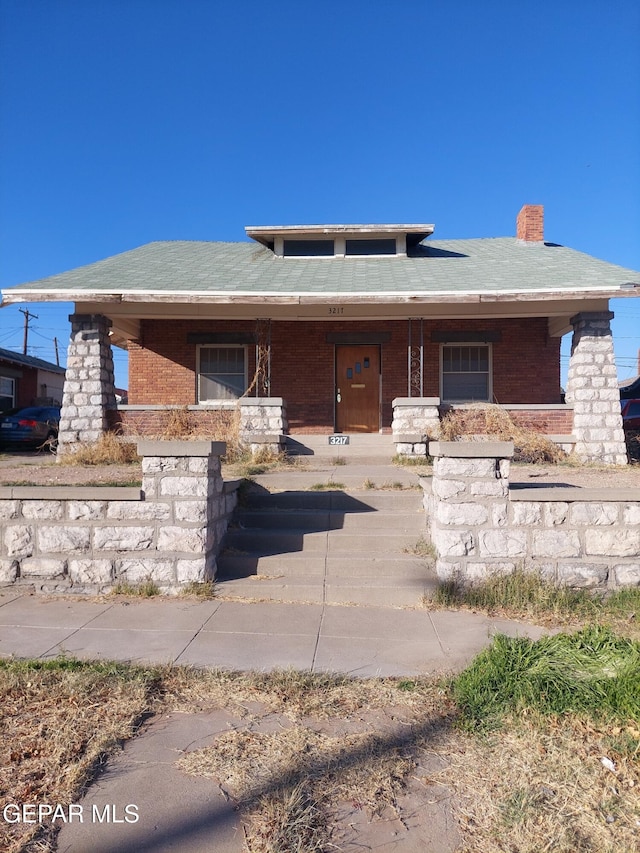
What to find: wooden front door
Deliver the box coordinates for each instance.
[335,345,380,433]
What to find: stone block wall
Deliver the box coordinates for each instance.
[58,314,117,452]
[426,441,640,589]
[565,311,627,465]
[392,397,441,456]
[0,441,237,594]
[239,398,287,453]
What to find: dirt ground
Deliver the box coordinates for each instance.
[0,450,638,489]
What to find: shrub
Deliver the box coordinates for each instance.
[58,432,140,465]
[439,405,565,463]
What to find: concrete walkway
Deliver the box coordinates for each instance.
[1,451,550,853]
[0,591,548,677]
[1,592,547,853]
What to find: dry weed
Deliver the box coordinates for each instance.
[121,405,245,461]
[179,725,418,852]
[436,715,640,852]
[58,432,140,466]
[440,405,566,463]
[0,660,156,853]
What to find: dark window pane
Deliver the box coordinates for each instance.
[345,238,397,255]
[442,344,490,403]
[442,373,489,402]
[199,347,246,400]
[283,239,334,256]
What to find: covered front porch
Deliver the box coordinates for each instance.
[55,307,628,465]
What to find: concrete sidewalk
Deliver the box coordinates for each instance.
[1,592,548,853]
[0,591,548,676]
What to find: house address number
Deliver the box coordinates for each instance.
[328,307,344,315]
[328,435,350,445]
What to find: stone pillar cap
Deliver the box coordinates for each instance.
[429,440,514,458]
[392,397,441,406]
[137,440,227,457]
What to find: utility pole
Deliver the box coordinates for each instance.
[53,337,60,366]
[19,308,38,355]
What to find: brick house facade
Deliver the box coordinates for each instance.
[2,206,638,462]
[127,316,562,434]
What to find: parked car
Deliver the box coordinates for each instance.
[0,406,61,450]
[620,376,640,400]
[621,399,640,431]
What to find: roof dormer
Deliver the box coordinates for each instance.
[245,223,435,258]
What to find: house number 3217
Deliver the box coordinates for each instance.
[328,307,344,315]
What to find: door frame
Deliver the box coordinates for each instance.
[333,344,382,433]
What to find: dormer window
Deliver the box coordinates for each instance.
[245,223,435,258]
[345,238,396,256]
[283,239,334,257]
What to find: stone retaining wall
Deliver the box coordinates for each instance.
[425,441,640,589]
[0,441,237,594]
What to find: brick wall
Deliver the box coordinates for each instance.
[127,318,562,431]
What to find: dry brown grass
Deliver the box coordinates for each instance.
[437,715,640,853]
[439,405,566,463]
[120,405,246,461]
[57,431,140,466]
[0,659,157,853]
[178,726,416,853]
[2,661,638,853]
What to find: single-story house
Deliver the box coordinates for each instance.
[0,347,65,412]
[1,205,639,463]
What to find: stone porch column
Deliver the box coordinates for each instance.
[57,314,117,453]
[565,311,627,465]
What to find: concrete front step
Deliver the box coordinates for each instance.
[241,490,423,512]
[216,574,436,608]
[231,509,425,532]
[222,529,421,555]
[216,476,433,607]
[285,434,399,464]
[219,554,430,580]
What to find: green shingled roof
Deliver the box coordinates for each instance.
[2,238,639,301]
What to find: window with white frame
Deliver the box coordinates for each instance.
[0,376,15,411]
[441,344,491,402]
[198,346,247,401]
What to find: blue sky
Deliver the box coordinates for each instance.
[1,0,639,391]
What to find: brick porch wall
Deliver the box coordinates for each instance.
[127,318,562,431]
[506,408,573,433]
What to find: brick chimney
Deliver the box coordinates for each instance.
[516,204,544,243]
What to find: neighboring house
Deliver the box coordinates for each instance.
[0,347,65,412]
[1,205,639,463]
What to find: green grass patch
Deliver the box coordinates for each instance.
[111,577,161,597]
[308,481,346,491]
[392,454,432,467]
[180,580,216,599]
[428,568,640,636]
[452,625,640,734]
